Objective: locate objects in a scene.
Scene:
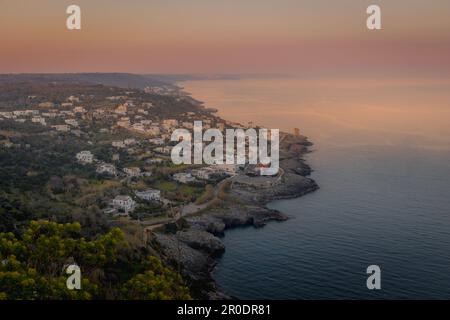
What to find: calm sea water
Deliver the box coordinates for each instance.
[182,78,450,299]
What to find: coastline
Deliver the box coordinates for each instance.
[152,118,319,298]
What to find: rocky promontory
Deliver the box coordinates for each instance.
[152,133,319,299]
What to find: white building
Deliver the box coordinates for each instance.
[0,112,13,119]
[13,110,28,116]
[67,95,80,103]
[52,125,70,132]
[112,195,135,213]
[65,119,79,127]
[73,106,86,114]
[31,116,46,125]
[173,172,196,184]
[60,110,74,116]
[131,123,146,132]
[214,164,239,176]
[123,167,141,177]
[191,168,215,180]
[146,158,164,164]
[24,110,39,116]
[134,189,161,201]
[112,141,125,148]
[42,112,57,118]
[76,151,94,164]
[124,138,137,146]
[164,119,178,126]
[148,138,165,145]
[96,163,117,176]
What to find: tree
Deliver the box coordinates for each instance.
[120,256,191,300]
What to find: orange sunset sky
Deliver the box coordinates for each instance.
[1,0,450,75]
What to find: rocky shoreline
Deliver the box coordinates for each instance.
[151,133,319,299]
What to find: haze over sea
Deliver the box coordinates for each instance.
[182,78,450,299]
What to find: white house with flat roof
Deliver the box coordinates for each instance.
[112,195,135,213]
[76,151,94,164]
[52,124,70,132]
[123,167,141,177]
[31,116,46,125]
[135,189,161,202]
[96,163,117,176]
[173,172,196,184]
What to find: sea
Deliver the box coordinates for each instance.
[181,77,450,299]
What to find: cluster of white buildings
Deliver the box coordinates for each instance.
[109,188,161,216]
[81,154,152,179]
[144,85,180,96]
[120,117,179,138]
[0,110,39,118]
[4,92,251,220]
[0,96,86,134]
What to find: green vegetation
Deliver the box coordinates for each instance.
[120,256,191,300]
[0,220,191,300]
[152,180,178,192]
[195,184,214,205]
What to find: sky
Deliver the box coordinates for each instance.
[1,0,450,75]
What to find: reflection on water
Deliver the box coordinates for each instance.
[182,78,450,299]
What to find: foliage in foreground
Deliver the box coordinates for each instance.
[0,220,191,300]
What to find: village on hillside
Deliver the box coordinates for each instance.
[0,80,285,232]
